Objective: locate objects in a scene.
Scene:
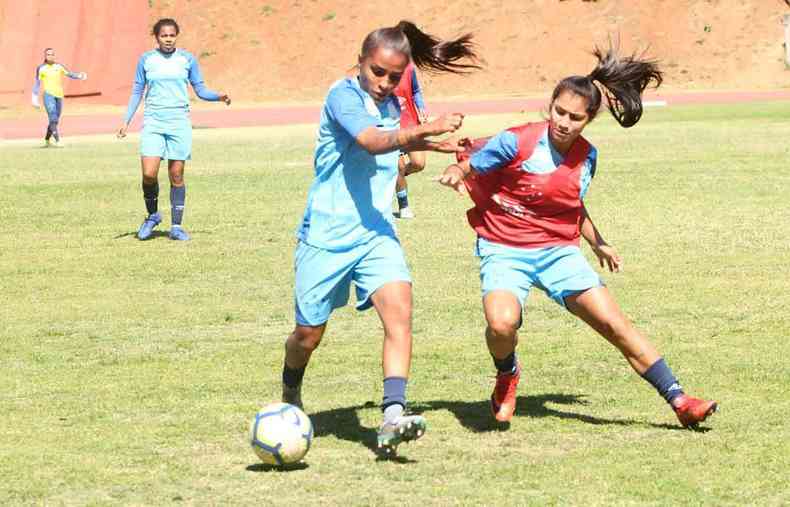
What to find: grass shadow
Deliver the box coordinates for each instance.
[112,229,214,240]
[245,462,309,473]
[310,403,377,451]
[309,402,419,462]
[113,230,169,240]
[416,393,700,432]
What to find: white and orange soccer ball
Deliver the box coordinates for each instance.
[249,403,313,466]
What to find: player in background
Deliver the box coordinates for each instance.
[31,48,87,147]
[392,62,428,219]
[117,18,230,241]
[437,45,717,429]
[281,20,479,457]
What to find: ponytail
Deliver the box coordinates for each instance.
[551,45,663,128]
[360,20,480,75]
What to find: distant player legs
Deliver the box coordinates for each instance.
[396,151,426,217]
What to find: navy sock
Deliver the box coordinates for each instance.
[170,185,185,225]
[45,126,52,140]
[492,351,518,374]
[642,358,684,404]
[143,181,159,215]
[382,376,407,411]
[282,363,306,388]
[396,189,409,209]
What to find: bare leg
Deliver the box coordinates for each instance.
[565,286,660,374]
[284,324,326,370]
[483,290,522,422]
[483,290,521,360]
[370,281,413,378]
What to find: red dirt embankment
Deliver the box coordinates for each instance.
[148,0,790,102]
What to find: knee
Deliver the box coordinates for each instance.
[407,158,426,175]
[486,313,520,341]
[169,174,184,186]
[291,326,323,353]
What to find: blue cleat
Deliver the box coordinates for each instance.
[137,212,161,240]
[169,225,191,241]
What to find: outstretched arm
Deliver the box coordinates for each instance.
[437,130,518,194]
[62,65,87,80]
[356,114,464,155]
[327,85,461,155]
[580,204,622,272]
[188,58,230,105]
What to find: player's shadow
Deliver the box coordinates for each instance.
[414,393,691,432]
[309,402,418,464]
[113,230,169,240]
[112,230,214,240]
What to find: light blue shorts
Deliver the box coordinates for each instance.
[140,116,192,161]
[476,237,603,309]
[294,234,412,326]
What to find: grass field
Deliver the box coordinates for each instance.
[2,103,789,505]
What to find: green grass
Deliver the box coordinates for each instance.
[1,103,789,505]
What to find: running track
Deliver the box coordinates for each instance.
[3,90,790,140]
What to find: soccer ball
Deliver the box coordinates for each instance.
[249,403,313,466]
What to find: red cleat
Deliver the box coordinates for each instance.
[673,394,718,429]
[490,365,521,422]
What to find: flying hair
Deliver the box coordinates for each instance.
[360,20,481,74]
[551,43,663,128]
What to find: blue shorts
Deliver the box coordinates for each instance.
[476,237,603,308]
[140,115,192,161]
[294,235,412,326]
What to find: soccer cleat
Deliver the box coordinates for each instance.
[51,139,62,148]
[673,394,718,429]
[136,212,161,240]
[490,364,521,422]
[169,225,191,241]
[281,384,303,410]
[398,207,415,219]
[376,414,427,457]
[43,139,51,148]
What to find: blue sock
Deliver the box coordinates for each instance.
[143,181,159,215]
[396,189,409,209]
[382,376,407,422]
[282,363,306,388]
[170,185,185,225]
[642,358,684,404]
[492,351,518,374]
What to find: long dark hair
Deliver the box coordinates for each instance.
[551,46,663,128]
[360,20,480,74]
[152,18,180,36]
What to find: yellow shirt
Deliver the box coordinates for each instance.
[35,63,71,98]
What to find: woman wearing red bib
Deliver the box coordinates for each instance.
[437,47,717,429]
[392,61,428,218]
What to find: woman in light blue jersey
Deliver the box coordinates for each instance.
[117,18,230,241]
[280,20,480,458]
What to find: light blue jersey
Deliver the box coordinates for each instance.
[470,128,598,200]
[123,48,221,129]
[297,78,402,251]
